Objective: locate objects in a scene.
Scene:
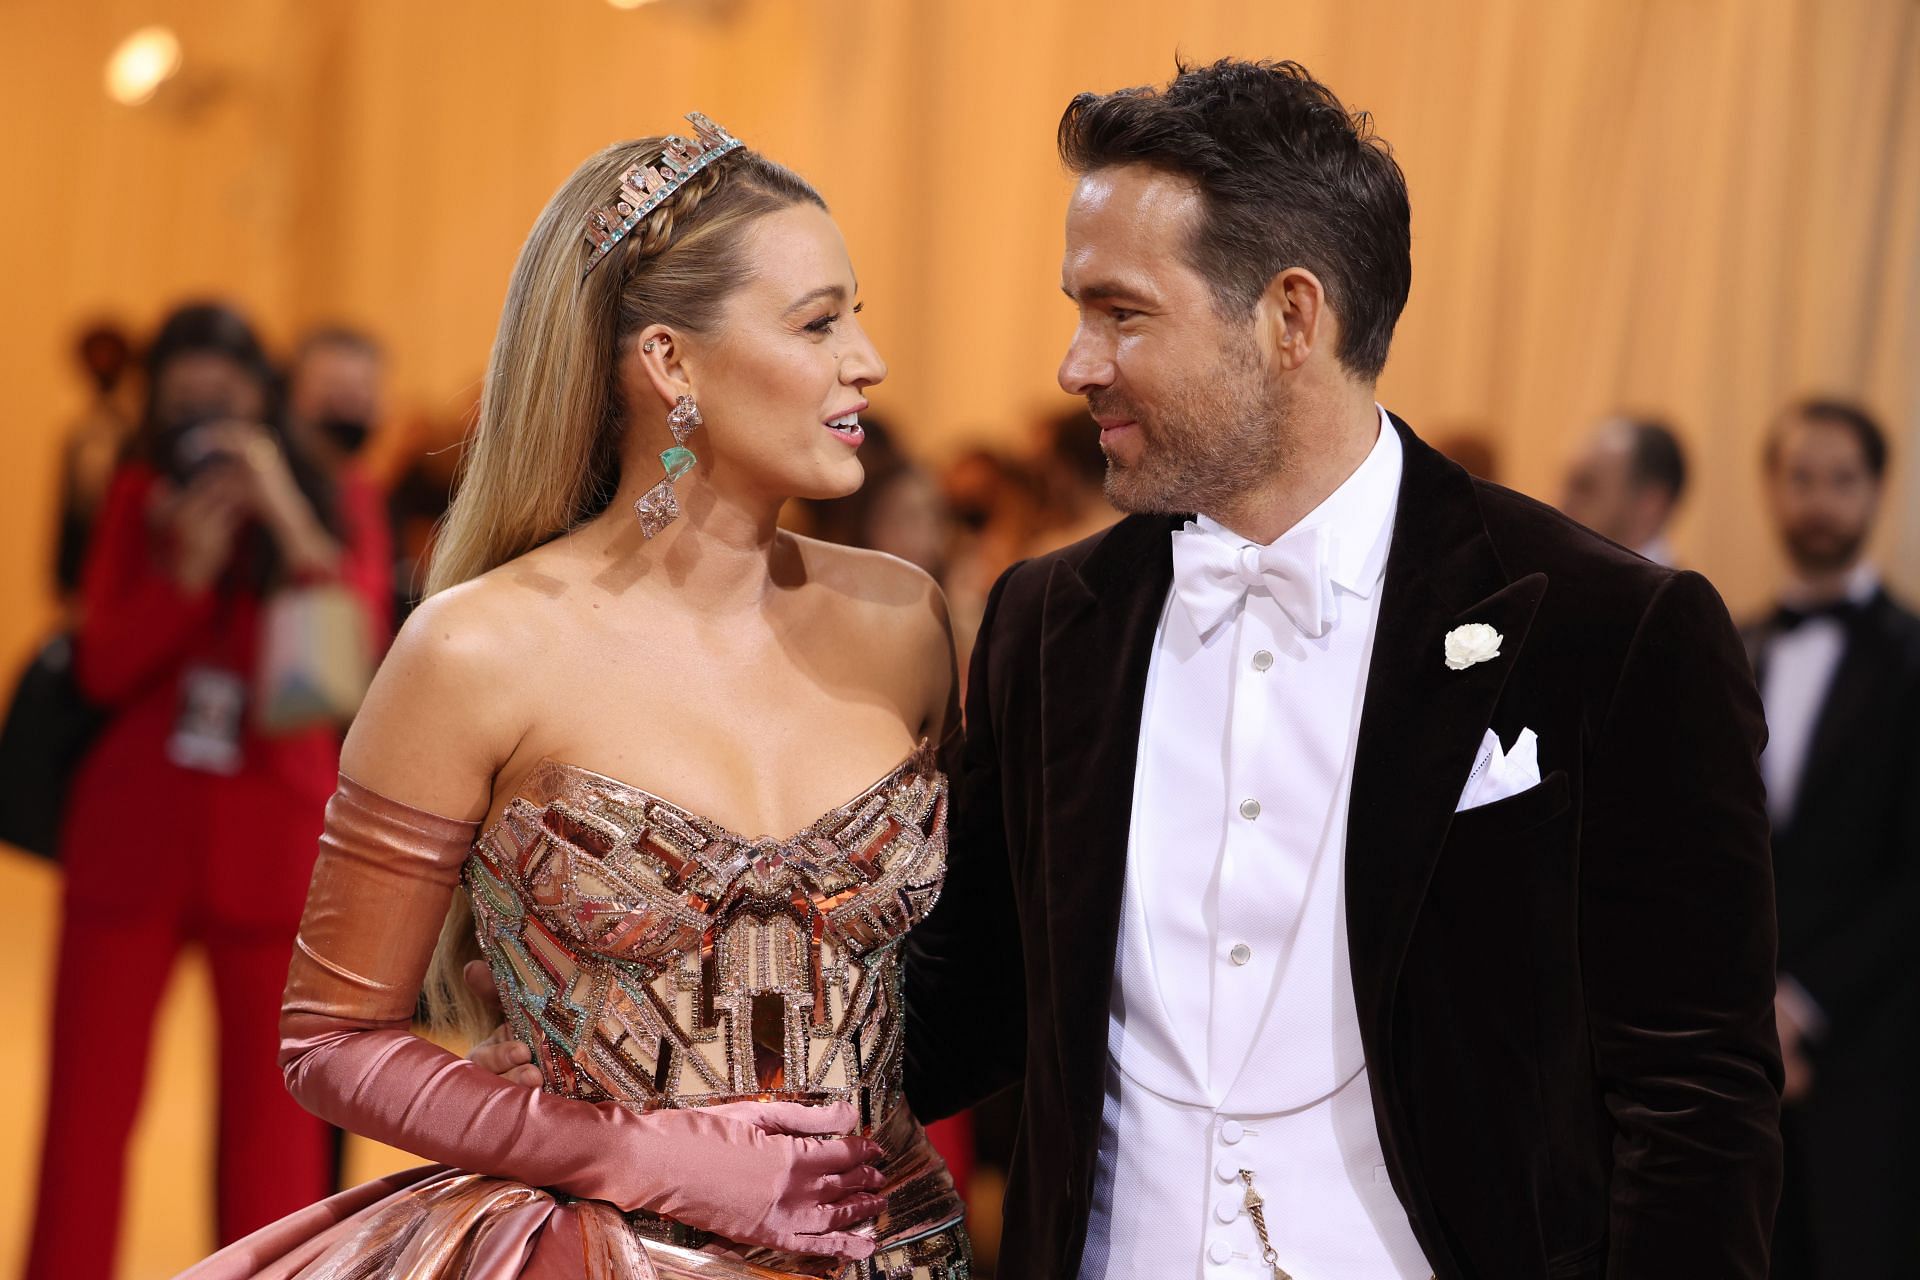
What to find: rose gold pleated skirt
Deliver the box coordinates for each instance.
[176,1141,970,1280]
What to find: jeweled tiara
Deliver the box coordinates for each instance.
[581,111,744,279]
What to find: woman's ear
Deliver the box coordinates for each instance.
[631,325,694,408]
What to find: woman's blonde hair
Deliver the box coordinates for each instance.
[419,138,824,1039]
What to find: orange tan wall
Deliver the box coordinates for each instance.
[3,0,1916,679]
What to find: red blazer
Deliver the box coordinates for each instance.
[63,462,392,934]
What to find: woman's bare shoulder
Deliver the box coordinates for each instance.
[394,562,561,674]
[785,534,956,733]
[788,533,947,628]
[338,562,566,818]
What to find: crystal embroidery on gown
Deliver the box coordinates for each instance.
[183,739,969,1280]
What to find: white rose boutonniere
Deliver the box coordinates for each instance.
[1444,623,1503,671]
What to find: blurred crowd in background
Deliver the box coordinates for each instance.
[5,296,1915,1279]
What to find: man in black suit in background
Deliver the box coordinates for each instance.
[1558,415,1689,568]
[1746,399,1920,1279]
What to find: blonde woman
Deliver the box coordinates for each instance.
[183,116,968,1280]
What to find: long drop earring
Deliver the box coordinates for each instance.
[634,394,704,538]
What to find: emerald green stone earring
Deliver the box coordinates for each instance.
[634,394,703,538]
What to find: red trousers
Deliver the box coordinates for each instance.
[24,908,331,1280]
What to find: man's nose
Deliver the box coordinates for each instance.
[1058,329,1114,396]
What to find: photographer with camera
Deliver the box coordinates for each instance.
[24,302,393,1280]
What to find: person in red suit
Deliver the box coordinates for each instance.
[25,303,393,1280]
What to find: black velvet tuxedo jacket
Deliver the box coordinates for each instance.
[905,417,1783,1279]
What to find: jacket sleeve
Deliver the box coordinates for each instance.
[1580,570,1784,1278]
[73,466,221,707]
[904,568,1028,1122]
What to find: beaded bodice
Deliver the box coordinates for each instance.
[464,741,948,1125]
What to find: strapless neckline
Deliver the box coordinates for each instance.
[479,736,935,850]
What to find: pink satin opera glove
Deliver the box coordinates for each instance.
[279,773,887,1259]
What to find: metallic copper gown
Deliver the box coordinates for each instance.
[183,742,969,1280]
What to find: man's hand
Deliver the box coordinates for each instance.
[463,959,541,1088]
[457,961,884,1256]
[1774,986,1816,1103]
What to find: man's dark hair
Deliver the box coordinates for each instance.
[1765,397,1889,480]
[1057,58,1411,381]
[1622,416,1687,502]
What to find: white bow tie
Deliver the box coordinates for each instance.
[1170,522,1336,639]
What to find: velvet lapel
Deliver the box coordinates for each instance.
[1345,419,1548,1044]
[1038,512,1182,1137]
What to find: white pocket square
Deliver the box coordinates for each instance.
[1456,727,1541,812]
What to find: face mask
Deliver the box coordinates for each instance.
[317,416,372,454]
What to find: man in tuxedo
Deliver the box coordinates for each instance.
[904,59,1782,1278]
[1744,400,1920,1278]
[1558,415,1688,567]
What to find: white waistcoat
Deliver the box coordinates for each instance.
[1078,416,1431,1280]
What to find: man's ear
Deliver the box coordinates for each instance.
[1255,266,1330,374]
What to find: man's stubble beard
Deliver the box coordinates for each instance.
[1097,333,1291,519]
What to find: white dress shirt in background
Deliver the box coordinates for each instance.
[1759,562,1879,825]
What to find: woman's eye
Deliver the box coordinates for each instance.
[805,302,862,335]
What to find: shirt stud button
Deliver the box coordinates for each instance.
[1220,1119,1245,1144]
[1229,942,1253,966]
[1252,649,1274,671]
[1216,1157,1239,1181]
[1215,1199,1240,1224]
[1208,1240,1233,1264]
[1239,798,1262,820]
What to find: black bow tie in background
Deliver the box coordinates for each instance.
[1770,597,1866,633]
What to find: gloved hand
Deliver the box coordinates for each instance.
[280,775,886,1260]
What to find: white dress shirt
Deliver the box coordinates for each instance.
[1079,410,1431,1279]
[1759,562,1879,825]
